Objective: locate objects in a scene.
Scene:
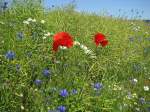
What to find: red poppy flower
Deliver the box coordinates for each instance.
[53,32,73,52]
[94,33,108,47]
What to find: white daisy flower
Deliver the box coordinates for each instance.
[132,78,138,84]
[133,27,138,31]
[32,19,36,22]
[23,20,29,25]
[79,44,96,59]
[55,60,61,64]
[60,46,67,50]
[144,86,149,91]
[131,22,135,25]
[132,93,137,98]
[41,20,45,24]
[20,93,23,97]
[113,84,122,91]
[133,79,138,82]
[80,45,88,50]
[27,18,32,22]
[84,49,92,54]
[137,26,140,29]
[42,36,47,39]
[44,32,51,37]
[74,41,81,46]
[21,105,24,110]
[135,108,140,111]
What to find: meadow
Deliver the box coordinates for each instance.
[0,1,150,112]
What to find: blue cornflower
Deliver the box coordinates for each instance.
[43,69,51,77]
[139,97,145,104]
[94,82,103,90]
[2,2,8,10]
[72,89,78,95]
[60,89,68,97]
[34,79,42,86]
[17,32,24,40]
[57,105,66,112]
[5,51,15,60]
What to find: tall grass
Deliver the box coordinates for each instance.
[0,1,150,112]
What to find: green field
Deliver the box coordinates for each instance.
[0,1,150,112]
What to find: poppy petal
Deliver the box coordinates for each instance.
[94,33,108,47]
[52,32,73,52]
[100,40,108,47]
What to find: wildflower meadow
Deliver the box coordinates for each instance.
[0,1,150,112]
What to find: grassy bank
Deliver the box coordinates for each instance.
[0,1,150,112]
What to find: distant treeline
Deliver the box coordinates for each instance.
[144,20,150,23]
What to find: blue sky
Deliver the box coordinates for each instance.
[44,0,150,19]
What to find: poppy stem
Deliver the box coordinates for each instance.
[95,46,98,56]
[51,51,56,64]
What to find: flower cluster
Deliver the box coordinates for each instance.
[43,32,53,39]
[126,92,137,99]
[23,18,46,25]
[47,88,78,111]
[143,86,149,91]
[4,18,111,112]
[74,41,96,58]
[52,32,108,58]
[23,18,36,24]
[130,22,141,32]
